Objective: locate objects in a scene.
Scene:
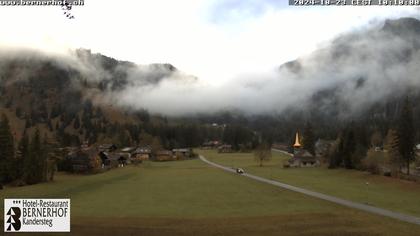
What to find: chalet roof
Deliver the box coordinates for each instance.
[133,147,152,154]
[121,147,135,152]
[156,150,172,155]
[173,148,190,152]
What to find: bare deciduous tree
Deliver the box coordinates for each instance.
[254,142,271,167]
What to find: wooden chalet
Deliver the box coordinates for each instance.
[132,147,152,161]
[68,147,99,173]
[218,144,233,153]
[155,150,175,161]
[202,141,221,149]
[172,148,192,159]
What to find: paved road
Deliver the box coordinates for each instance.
[199,155,420,226]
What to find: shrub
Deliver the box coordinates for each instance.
[361,148,383,175]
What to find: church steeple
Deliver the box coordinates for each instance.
[293,132,301,148]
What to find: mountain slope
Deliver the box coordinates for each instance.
[0,48,194,146]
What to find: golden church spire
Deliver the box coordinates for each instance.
[293,132,301,148]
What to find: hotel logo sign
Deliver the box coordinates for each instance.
[4,199,70,232]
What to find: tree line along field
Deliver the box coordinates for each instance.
[198,149,420,218]
[1,158,420,235]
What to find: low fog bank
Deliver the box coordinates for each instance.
[115,17,420,117]
[1,17,420,117]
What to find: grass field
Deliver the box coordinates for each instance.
[1,158,420,235]
[198,149,420,218]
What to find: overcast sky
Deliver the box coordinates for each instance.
[0,1,418,84]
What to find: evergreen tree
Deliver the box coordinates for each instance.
[397,97,416,175]
[0,114,15,184]
[328,139,341,169]
[25,129,47,184]
[385,129,401,172]
[329,127,357,169]
[16,132,29,181]
[42,134,50,182]
[342,128,356,169]
[303,122,316,156]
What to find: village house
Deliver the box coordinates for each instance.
[155,150,175,161]
[131,146,152,163]
[218,144,233,153]
[121,147,135,154]
[68,147,100,173]
[202,141,221,149]
[172,148,192,159]
[288,132,319,167]
[101,152,128,168]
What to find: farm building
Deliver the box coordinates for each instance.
[104,152,129,167]
[98,152,129,168]
[131,147,152,163]
[155,150,175,161]
[218,145,233,153]
[68,148,100,173]
[289,150,319,167]
[121,147,136,153]
[202,141,221,149]
[173,148,192,159]
[133,147,152,160]
[112,153,129,167]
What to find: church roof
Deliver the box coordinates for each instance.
[292,149,316,162]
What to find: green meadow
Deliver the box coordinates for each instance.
[1,158,420,235]
[198,149,420,217]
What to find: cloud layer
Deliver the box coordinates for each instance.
[109,17,420,117]
[2,17,420,118]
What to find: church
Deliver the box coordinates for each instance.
[288,132,319,167]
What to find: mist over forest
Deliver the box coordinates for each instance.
[1,17,420,147]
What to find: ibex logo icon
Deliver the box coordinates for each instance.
[6,207,21,231]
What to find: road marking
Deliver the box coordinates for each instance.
[199,155,420,226]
